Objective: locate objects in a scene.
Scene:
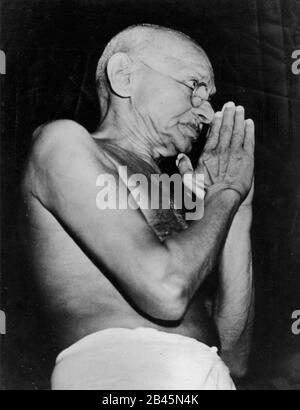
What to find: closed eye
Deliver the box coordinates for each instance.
[186,80,199,90]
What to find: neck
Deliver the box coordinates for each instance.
[93,102,160,169]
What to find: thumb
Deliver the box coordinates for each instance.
[176,154,205,199]
[176,153,194,176]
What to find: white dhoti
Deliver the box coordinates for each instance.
[51,327,236,390]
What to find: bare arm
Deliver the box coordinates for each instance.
[177,104,255,375]
[29,115,253,322]
[213,109,255,377]
[215,203,254,377]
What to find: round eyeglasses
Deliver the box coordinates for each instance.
[135,59,214,106]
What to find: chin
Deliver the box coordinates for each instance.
[177,137,194,154]
[176,128,197,153]
[184,147,192,155]
[157,144,178,158]
[160,129,194,157]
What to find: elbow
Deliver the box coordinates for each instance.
[152,283,187,322]
[139,259,188,322]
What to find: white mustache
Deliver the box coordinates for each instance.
[184,121,203,133]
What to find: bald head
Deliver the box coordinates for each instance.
[96,24,211,116]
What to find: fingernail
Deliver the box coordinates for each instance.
[236,106,244,111]
[225,101,235,108]
[176,153,185,167]
[214,111,222,117]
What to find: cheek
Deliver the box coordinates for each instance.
[134,85,190,125]
[155,90,189,120]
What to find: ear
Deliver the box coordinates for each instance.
[106,53,132,98]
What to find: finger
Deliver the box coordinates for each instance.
[176,154,205,199]
[218,101,236,150]
[196,157,214,188]
[231,106,245,149]
[176,153,194,176]
[202,164,213,189]
[204,111,223,151]
[243,119,255,154]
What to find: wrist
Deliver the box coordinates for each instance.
[206,184,241,204]
[205,186,241,210]
[206,183,243,202]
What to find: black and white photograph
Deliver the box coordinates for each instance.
[1,0,300,392]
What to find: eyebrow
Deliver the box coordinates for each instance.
[179,65,214,85]
[164,57,216,95]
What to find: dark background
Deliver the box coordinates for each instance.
[1,0,300,389]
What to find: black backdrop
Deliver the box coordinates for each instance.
[1,0,300,389]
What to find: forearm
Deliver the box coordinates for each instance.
[164,188,240,304]
[214,206,255,376]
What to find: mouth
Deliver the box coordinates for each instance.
[179,122,203,140]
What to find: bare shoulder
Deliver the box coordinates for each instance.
[31,119,92,155]
[23,120,111,200]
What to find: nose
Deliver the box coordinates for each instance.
[192,100,215,124]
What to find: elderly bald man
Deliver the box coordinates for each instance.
[21,24,255,390]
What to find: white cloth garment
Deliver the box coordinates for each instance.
[51,327,236,390]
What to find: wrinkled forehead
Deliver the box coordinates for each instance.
[142,36,215,89]
[167,53,214,88]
